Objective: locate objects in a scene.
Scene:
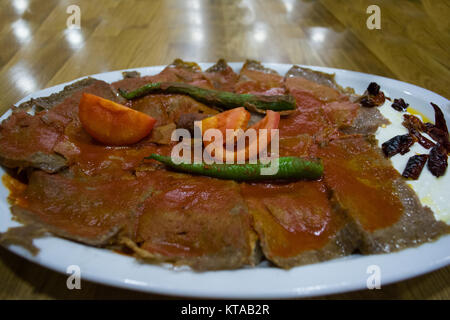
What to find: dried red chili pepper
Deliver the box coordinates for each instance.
[428,103,450,153]
[382,134,415,158]
[371,91,385,106]
[360,96,376,107]
[367,82,380,96]
[403,114,426,131]
[414,132,435,149]
[359,82,385,108]
[426,126,450,152]
[402,114,435,149]
[427,143,448,177]
[391,98,409,112]
[402,154,428,180]
[430,102,449,134]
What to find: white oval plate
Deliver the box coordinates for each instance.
[0,63,449,299]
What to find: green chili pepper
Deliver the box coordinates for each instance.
[118,82,296,112]
[146,154,323,181]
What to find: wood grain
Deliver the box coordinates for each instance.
[0,0,448,300]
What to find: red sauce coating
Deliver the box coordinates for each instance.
[4,171,153,240]
[0,111,62,159]
[2,174,27,207]
[241,181,345,258]
[135,171,254,258]
[314,137,404,232]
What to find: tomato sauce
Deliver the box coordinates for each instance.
[314,136,404,231]
[241,181,346,258]
[2,174,27,207]
[135,171,255,259]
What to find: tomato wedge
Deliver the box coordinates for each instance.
[249,110,280,140]
[210,110,280,161]
[233,110,280,160]
[199,107,250,146]
[79,93,156,145]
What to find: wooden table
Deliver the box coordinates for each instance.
[0,0,448,299]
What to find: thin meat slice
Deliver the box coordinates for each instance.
[234,60,285,95]
[339,107,389,135]
[314,135,448,253]
[0,111,66,172]
[112,58,214,93]
[285,65,388,135]
[47,78,121,123]
[285,65,356,95]
[4,171,156,246]
[54,121,165,177]
[14,77,100,112]
[281,76,338,142]
[204,59,239,92]
[279,134,314,157]
[241,181,358,268]
[129,170,260,270]
[129,94,218,128]
[0,79,119,173]
[327,98,388,135]
[160,59,213,89]
[285,66,343,103]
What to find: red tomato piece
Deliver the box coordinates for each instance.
[79,93,156,145]
[199,107,251,146]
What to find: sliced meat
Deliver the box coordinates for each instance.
[285,66,343,103]
[338,106,390,135]
[235,60,285,95]
[175,112,209,135]
[6,170,157,246]
[285,65,355,95]
[241,181,358,268]
[128,170,259,270]
[14,77,99,112]
[322,100,360,130]
[0,111,66,172]
[1,65,217,178]
[112,58,213,92]
[281,79,338,141]
[315,135,448,253]
[0,79,129,175]
[129,94,218,127]
[54,120,163,177]
[204,59,239,92]
[157,59,214,89]
[279,134,314,157]
[360,178,449,252]
[122,70,141,79]
[148,123,177,145]
[43,78,121,123]
[241,60,279,74]
[285,66,388,135]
